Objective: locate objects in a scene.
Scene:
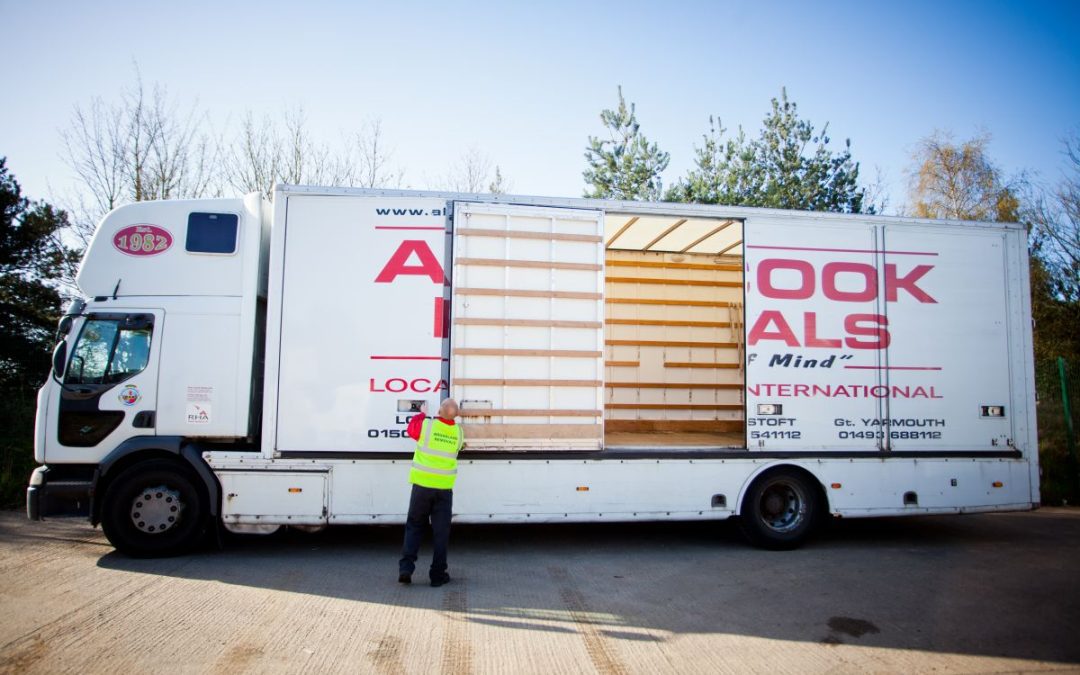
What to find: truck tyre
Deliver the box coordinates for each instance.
[100,459,208,558]
[738,468,820,550]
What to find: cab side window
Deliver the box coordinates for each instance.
[65,316,153,386]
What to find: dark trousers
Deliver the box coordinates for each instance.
[399,484,453,579]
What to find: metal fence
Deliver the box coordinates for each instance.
[1036,357,1079,505]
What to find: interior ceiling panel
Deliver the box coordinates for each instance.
[604,213,743,255]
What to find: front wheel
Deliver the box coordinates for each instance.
[738,468,821,550]
[100,459,208,557]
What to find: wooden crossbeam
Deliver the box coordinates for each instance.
[605,403,744,410]
[643,219,688,250]
[606,319,733,328]
[605,339,738,348]
[680,219,736,253]
[606,382,743,389]
[456,378,601,387]
[457,288,602,300]
[457,228,603,243]
[455,318,602,329]
[459,409,602,417]
[605,216,638,247]
[454,348,602,357]
[604,360,641,367]
[664,362,742,369]
[604,259,741,272]
[605,298,736,308]
[606,276,741,287]
[457,257,602,272]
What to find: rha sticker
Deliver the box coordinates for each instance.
[113,224,173,256]
[185,385,213,425]
[118,384,141,406]
[185,403,211,425]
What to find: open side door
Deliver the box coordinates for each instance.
[450,202,605,450]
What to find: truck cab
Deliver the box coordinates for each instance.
[27,194,268,554]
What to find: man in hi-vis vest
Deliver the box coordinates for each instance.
[398,398,464,587]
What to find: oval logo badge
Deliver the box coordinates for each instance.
[113,224,173,257]
[118,384,141,406]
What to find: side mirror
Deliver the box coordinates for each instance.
[51,341,68,380]
[57,315,73,338]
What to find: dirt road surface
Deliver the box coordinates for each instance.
[1,508,1079,674]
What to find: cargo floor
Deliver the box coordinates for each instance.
[604,431,745,449]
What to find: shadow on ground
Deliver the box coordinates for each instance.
[76,510,1080,664]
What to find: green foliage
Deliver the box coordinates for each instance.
[667,88,872,213]
[0,157,72,507]
[583,87,670,201]
[908,132,1020,222]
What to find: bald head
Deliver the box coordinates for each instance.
[438,398,460,420]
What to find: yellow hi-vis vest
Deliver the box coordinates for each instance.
[409,418,463,490]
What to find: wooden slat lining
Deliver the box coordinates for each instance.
[605,403,744,410]
[462,423,603,439]
[606,382,743,389]
[643,219,688,250]
[606,276,741,287]
[679,219,736,253]
[459,409,602,417]
[605,420,743,433]
[606,339,738,348]
[456,378,601,387]
[457,228,603,243]
[455,318,602,329]
[606,319,733,328]
[664,362,742,369]
[604,360,641,367]
[718,240,743,255]
[458,257,602,272]
[454,348,602,357]
[457,288,603,300]
[606,298,735,308]
[604,259,741,272]
[605,216,638,247]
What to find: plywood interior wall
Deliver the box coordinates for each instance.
[604,250,744,435]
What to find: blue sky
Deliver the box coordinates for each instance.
[1,0,1077,212]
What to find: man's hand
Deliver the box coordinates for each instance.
[419,401,428,415]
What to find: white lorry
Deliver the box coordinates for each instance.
[26,185,1040,555]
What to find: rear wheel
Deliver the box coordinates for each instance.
[101,459,208,557]
[738,468,820,550]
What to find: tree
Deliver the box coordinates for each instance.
[488,166,510,195]
[583,87,670,201]
[60,73,219,287]
[440,146,506,193]
[907,131,1020,222]
[667,88,872,213]
[223,108,361,199]
[0,158,70,389]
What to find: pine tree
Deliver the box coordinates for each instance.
[583,87,670,201]
[667,88,872,213]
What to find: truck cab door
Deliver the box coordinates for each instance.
[44,310,163,463]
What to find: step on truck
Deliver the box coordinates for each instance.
[26,186,1040,555]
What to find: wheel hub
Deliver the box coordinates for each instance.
[130,485,183,534]
[759,483,805,533]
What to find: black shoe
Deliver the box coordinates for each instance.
[398,573,412,584]
[430,575,450,587]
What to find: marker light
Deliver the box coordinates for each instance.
[992,481,1004,488]
[757,404,783,416]
[980,405,1006,418]
[288,487,303,493]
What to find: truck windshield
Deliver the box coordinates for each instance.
[65,316,153,385]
